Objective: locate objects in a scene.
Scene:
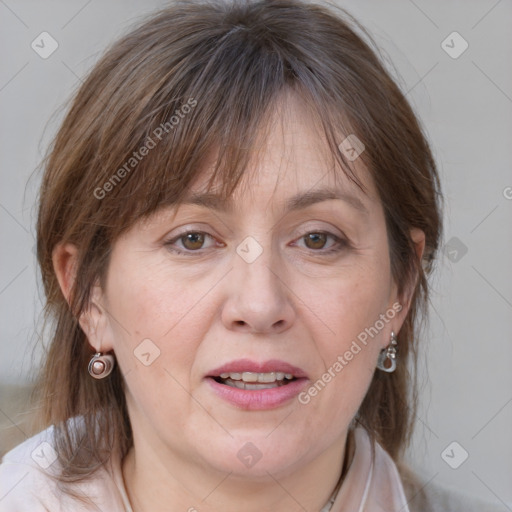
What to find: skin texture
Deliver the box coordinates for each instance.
[53,92,425,512]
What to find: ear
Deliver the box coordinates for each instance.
[52,242,113,353]
[410,227,426,268]
[52,242,78,304]
[387,227,426,336]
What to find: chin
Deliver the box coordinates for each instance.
[197,433,309,480]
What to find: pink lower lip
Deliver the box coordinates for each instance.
[206,377,309,410]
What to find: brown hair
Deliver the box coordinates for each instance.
[34,0,442,492]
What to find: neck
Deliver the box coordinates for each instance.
[122,430,354,512]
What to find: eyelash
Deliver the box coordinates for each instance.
[164,230,349,256]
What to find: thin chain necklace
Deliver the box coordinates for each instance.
[320,429,355,512]
[320,476,343,512]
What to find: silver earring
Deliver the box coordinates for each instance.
[88,352,115,379]
[377,331,398,373]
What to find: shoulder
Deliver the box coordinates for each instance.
[399,465,507,512]
[0,424,60,511]
[0,420,125,512]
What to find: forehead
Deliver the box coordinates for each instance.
[182,91,376,210]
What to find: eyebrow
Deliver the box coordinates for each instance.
[181,187,369,215]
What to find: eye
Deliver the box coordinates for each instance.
[164,231,218,254]
[294,231,348,254]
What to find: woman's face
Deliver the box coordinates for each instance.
[88,94,417,482]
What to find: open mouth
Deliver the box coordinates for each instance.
[212,372,298,390]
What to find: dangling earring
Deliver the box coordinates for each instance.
[88,352,115,379]
[377,331,398,373]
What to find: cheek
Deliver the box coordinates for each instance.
[104,254,207,378]
[296,278,388,435]
[308,256,392,341]
[299,256,392,396]
[107,251,205,338]
[105,262,210,425]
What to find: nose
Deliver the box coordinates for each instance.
[221,247,296,335]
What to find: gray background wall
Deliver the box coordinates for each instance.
[1,0,511,507]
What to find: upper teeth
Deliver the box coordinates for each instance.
[219,372,294,383]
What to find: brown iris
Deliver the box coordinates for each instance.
[303,233,328,250]
[181,232,206,250]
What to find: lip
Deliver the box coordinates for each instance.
[205,358,309,411]
[206,376,309,410]
[207,358,308,379]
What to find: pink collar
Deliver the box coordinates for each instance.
[330,427,410,512]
